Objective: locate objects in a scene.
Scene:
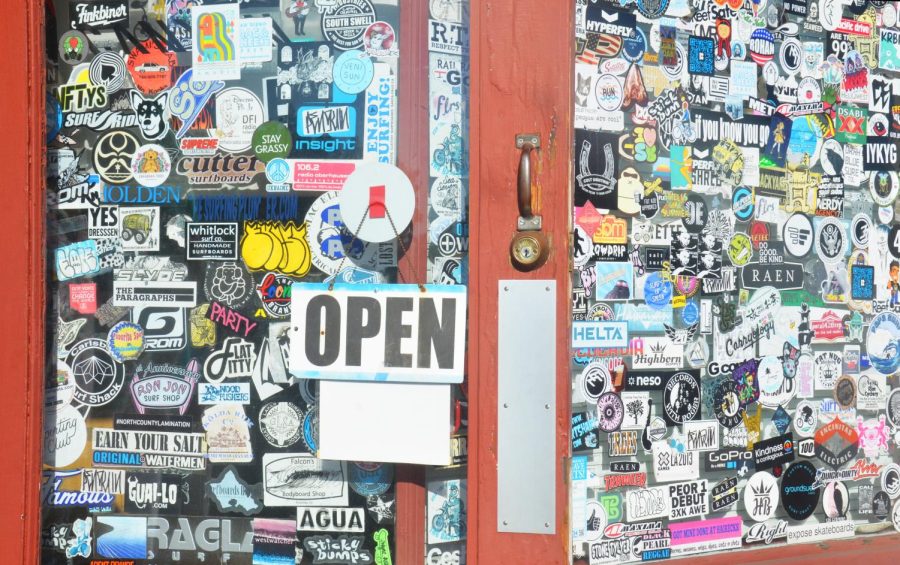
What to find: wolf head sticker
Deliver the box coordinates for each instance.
[129,89,170,140]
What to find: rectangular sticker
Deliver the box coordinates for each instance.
[186,222,239,260]
[669,516,743,556]
[262,454,348,507]
[291,160,359,192]
[191,4,240,81]
[296,507,365,533]
[667,480,709,520]
[198,382,251,405]
[786,521,855,543]
[572,321,629,348]
[113,281,197,307]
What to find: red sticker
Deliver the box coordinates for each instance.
[69,283,97,314]
[368,185,386,218]
[127,39,176,95]
[291,160,357,192]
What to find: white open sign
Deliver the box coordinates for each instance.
[290,283,466,383]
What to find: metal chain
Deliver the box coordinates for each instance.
[385,207,425,292]
[328,203,371,290]
[327,203,423,292]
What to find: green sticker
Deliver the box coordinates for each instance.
[251,121,292,162]
[374,528,392,565]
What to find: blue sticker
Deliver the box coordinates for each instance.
[349,463,393,496]
[772,405,791,435]
[302,406,318,453]
[571,455,589,481]
[732,186,754,221]
[265,158,290,184]
[332,50,375,95]
[107,321,144,362]
[636,0,671,18]
[644,272,672,310]
[169,69,225,138]
[595,262,634,301]
[682,299,700,325]
[56,240,101,281]
[688,36,715,76]
[95,516,148,559]
[623,28,647,63]
[852,265,875,300]
[786,115,821,169]
[47,93,62,142]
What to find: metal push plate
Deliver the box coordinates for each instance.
[497,280,557,534]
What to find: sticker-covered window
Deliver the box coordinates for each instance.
[572,0,900,561]
[43,1,407,563]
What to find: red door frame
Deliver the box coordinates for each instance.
[0,0,46,562]
[468,0,574,562]
[395,1,429,562]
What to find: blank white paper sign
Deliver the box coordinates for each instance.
[318,381,452,465]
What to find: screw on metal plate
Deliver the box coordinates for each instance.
[518,216,542,230]
[515,134,541,149]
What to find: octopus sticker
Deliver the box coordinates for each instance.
[192,4,240,81]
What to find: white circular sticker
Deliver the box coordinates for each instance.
[870,171,900,207]
[757,355,794,407]
[585,500,607,542]
[580,362,611,403]
[885,3,899,28]
[816,217,847,263]
[819,0,843,31]
[883,463,900,498]
[851,213,871,248]
[595,74,624,112]
[744,471,780,522]
[893,498,900,532]
[213,88,265,153]
[869,113,889,137]
[131,143,171,187]
[43,404,87,468]
[340,163,415,242]
[783,213,814,258]
[797,77,821,103]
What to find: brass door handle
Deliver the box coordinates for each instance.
[511,134,548,271]
[515,134,541,231]
[518,141,534,219]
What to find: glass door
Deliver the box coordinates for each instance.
[39,1,471,563]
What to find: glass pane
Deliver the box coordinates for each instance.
[425,1,470,564]
[42,1,406,563]
[571,0,900,561]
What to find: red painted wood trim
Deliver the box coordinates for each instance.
[467,0,574,563]
[0,0,46,563]
[395,1,429,563]
[397,0,429,283]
